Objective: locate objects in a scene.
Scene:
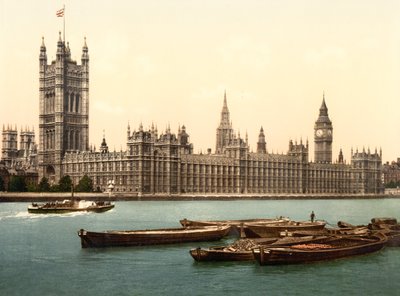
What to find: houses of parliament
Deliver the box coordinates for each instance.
[1,33,383,195]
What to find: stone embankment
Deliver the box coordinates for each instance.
[0,192,399,202]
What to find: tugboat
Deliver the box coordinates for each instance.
[27,186,114,214]
[28,199,114,214]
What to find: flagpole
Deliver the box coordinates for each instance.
[63,4,65,43]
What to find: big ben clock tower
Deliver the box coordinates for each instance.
[314,94,333,163]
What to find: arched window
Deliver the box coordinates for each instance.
[51,94,54,112]
[70,93,74,112]
[75,94,80,113]
[75,131,80,150]
[65,92,69,112]
[51,130,55,149]
[70,130,75,150]
[44,93,48,113]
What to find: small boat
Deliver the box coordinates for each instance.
[252,233,387,265]
[78,225,231,248]
[339,218,400,247]
[245,220,326,238]
[368,217,400,247]
[190,238,276,261]
[28,200,114,214]
[190,236,331,262]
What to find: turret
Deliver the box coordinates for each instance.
[100,132,108,154]
[81,37,89,66]
[338,148,344,163]
[257,126,266,154]
[127,122,131,139]
[39,37,47,65]
[56,31,64,58]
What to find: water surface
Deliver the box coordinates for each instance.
[1,199,399,295]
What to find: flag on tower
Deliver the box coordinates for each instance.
[56,8,64,17]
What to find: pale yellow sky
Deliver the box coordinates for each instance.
[1,0,399,163]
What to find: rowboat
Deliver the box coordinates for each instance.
[28,200,114,214]
[339,217,400,247]
[77,225,231,248]
[368,217,400,247]
[245,220,326,238]
[252,233,387,265]
[190,236,330,262]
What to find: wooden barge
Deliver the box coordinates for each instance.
[78,225,231,248]
[190,236,330,262]
[245,221,326,238]
[252,233,387,265]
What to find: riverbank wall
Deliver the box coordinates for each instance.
[1,192,399,202]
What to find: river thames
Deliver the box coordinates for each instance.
[1,199,399,295]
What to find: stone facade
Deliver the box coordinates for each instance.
[383,159,400,186]
[35,34,383,195]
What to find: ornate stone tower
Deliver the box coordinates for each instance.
[19,127,35,155]
[1,125,18,167]
[314,94,333,163]
[257,126,267,154]
[38,33,89,183]
[215,91,234,154]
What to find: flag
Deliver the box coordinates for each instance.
[56,8,64,17]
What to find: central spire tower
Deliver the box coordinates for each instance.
[215,91,234,154]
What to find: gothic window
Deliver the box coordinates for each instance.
[75,94,80,113]
[51,94,54,113]
[75,131,80,150]
[70,130,75,150]
[70,93,74,112]
[44,93,48,113]
[45,131,48,149]
[65,92,69,112]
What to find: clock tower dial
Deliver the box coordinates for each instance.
[314,94,333,163]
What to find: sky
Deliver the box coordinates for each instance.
[1,0,399,163]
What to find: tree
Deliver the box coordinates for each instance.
[27,182,38,192]
[38,177,51,192]
[8,175,27,192]
[58,175,72,192]
[0,176,5,191]
[75,175,94,192]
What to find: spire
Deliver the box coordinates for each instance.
[82,37,89,64]
[319,92,328,117]
[257,126,267,154]
[338,148,344,163]
[56,31,64,56]
[219,91,230,126]
[40,37,47,62]
[224,89,227,106]
[41,37,46,49]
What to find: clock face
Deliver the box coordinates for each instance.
[327,130,332,136]
[316,129,324,137]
